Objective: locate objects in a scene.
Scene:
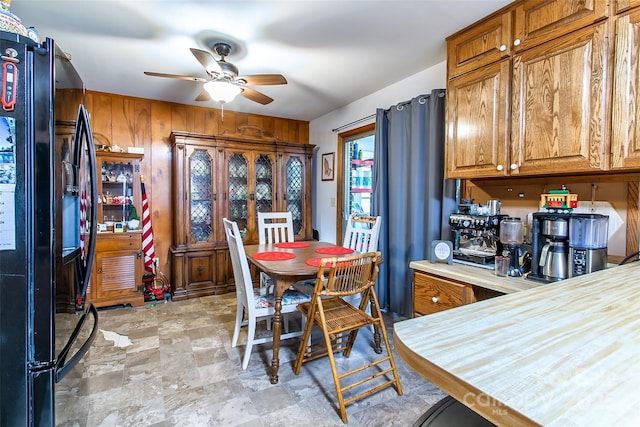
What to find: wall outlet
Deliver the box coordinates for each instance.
[330,197,336,207]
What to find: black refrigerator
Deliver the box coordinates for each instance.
[0,32,98,425]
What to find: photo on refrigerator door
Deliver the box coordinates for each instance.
[0,116,16,185]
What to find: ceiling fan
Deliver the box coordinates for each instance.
[144,42,287,105]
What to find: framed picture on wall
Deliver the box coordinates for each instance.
[322,152,334,181]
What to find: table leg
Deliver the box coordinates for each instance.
[270,277,285,384]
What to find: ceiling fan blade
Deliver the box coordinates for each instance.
[240,87,273,105]
[195,89,212,102]
[144,71,207,83]
[238,74,287,85]
[190,48,223,76]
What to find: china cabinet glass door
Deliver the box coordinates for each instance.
[99,157,137,225]
[189,149,214,243]
[228,153,249,237]
[253,154,274,230]
[285,156,303,235]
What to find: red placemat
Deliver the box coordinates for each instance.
[253,251,296,261]
[314,246,354,255]
[273,241,310,248]
[305,257,352,268]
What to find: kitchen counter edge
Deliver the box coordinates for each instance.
[409,260,544,294]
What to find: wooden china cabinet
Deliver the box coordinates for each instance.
[86,151,145,308]
[170,126,314,300]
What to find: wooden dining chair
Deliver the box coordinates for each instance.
[343,215,381,252]
[257,211,294,244]
[223,218,310,370]
[293,251,403,423]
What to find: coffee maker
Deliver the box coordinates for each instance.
[528,212,571,282]
[568,213,608,277]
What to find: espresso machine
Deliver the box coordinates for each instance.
[528,212,571,282]
[449,210,506,268]
[568,213,609,277]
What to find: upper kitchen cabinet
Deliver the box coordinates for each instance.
[446,59,511,178]
[511,21,610,175]
[612,7,640,169]
[446,6,514,78]
[513,0,610,53]
[445,0,614,180]
[617,0,640,14]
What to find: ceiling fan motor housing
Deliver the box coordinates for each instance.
[218,61,238,79]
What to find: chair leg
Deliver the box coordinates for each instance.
[242,314,257,370]
[231,302,244,348]
[321,322,349,423]
[293,306,314,374]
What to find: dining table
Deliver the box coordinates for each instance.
[243,240,356,384]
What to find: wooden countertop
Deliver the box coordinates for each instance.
[410,260,543,294]
[394,263,640,426]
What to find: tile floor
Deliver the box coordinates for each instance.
[55,293,445,426]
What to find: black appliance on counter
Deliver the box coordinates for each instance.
[0,32,98,425]
[449,213,506,268]
[528,212,571,283]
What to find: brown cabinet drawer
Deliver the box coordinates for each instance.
[96,233,142,251]
[413,271,476,316]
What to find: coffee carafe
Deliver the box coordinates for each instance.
[528,213,570,282]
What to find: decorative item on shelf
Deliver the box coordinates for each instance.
[127,200,140,230]
[539,186,578,213]
[116,172,127,183]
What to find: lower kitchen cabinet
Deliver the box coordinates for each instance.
[413,270,476,317]
[413,270,505,317]
[88,232,144,308]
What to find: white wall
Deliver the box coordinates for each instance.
[309,60,447,243]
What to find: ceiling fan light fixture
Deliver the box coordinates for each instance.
[203,80,242,103]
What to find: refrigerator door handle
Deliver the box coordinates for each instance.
[54,303,99,382]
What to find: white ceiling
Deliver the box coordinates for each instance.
[11,0,511,122]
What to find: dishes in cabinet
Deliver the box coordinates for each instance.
[256,162,270,179]
[255,182,271,200]
[288,204,301,220]
[191,201,210,224]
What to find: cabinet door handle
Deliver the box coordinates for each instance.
[97,268,102,273]
[431,296,438,303]
[513,38,521,46]
[250,193,255,201]
[499,44,507,52]
[213,193,217,201]
[510,163,517,170]
[137,252,142,259]
[496,165,504,171]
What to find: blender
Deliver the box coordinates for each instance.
[499,217,524,277]
[568,214,609,277]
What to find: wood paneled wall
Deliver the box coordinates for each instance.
[84,91,310,280]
